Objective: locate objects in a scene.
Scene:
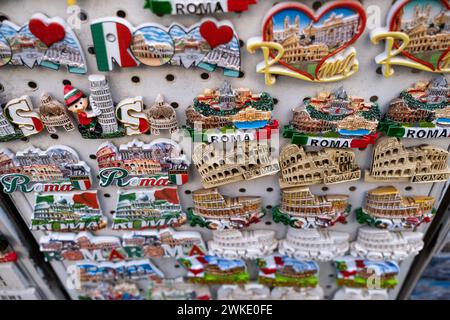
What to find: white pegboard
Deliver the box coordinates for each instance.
[0,0,449,300]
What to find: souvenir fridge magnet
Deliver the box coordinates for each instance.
[365,137,450,183]
[96,139,189,188]
[188,188,265,230]
[379,76,450,139]
[278,229,350,261]
[179,255,249,284]
[113,188,186,230]
[271,287,324,300]
[147,278,211,300]
[283,87,380,149]
[31,191,106,232]
[247,1,367,85]
[39,93,75,134]
[257,255,319,288]
[356,186,436,230]
[0,234,17,263]
[0,13,87,73]
[350,227,424,261]
[217,284,271,300]
[0,145,92,194]
[79,282,143,300]
[279,145,361,188]
[185,81,277,143]
[273,187,351,229]
[90,17,241,77]
[333,288,389,300]
[144,0,258,16]
[145,95,179,135]
[0,96,43,142]
[371,0,449,77]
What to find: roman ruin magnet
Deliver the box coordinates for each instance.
[39,93,75,134]
[144,0,257,16]
[145,95,179,135]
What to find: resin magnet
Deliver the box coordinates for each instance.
[333,288,389,300]
[0,234,17,263]
[145,95,179,135]
[147,279,211,300]
[144,0,258,15]
[217,284,271,300]
[371,0,449,77]
[272,287,324,300]
[38,93,75,134]
[78,282,143,300]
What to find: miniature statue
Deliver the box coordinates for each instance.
[38,93,75,133]
[146,94,178,135]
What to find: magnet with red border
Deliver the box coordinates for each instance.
[144,0,257,16]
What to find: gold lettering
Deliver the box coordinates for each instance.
[317,52,356,80]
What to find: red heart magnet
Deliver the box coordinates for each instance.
[200,20,234,49]
[29,18,65,47]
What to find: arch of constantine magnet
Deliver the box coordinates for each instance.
[179,255,249,285]
[113,188,186,230]
[335,256,400,289]
[366,137,450,183]
[207,230,278,259]
[379,76,450,139]
[278,229,350,261]
[147,279,211,300]
[192,142,280,188]
[185,81,277,143]
[0,145,92,194]
[0,234,17,263]
[217,284,271,300]
[283,87,380,149]
[273,187,351,229]
[272,287,324,300]
[280,145,361,188]
[31,191,106,232]
[356,186,436,230]
[96,139,189,188]
[371,0,449,77]
[350,227,424,261]
[257,255,319,288]
[187,188,265,230]
[247,1,367,85]
[144,0,258,16]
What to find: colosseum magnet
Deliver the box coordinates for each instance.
[379,76,450,139]
[144,0,258,16]
[371,0,449,77]
[247,1,367,85]
[0,13,87,74]
[90,17,241,77]
[283,87,380,149]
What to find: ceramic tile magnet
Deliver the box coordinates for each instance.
[257,255,319,288]
[147,278,212,300]
[379,76,450,139]
[283,87,380,149]
[0,234,17,263]
[356,186,436,230]
[0,145,92,194]
[144,0,258,16]
[371,0,449,77]
[247,1,367,85]
[279,145,361,188]
[31,191,107,232]
[273,187,351,229]
[217,284,271,300]
[145,95,179,135]
[39,93,75,134]
[365,137,450,183]
[188,188,266,230]
[1,96,43,142]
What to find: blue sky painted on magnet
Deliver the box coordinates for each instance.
[272,8,358,33]
[169,25,202,41]
[283,257,318,272]
[400,0,445,21]
[134,26,173,47]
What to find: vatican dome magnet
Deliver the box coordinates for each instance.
[371,0,449,77]
[283,87,380,149]
[188,188,266,230]
[145,95,179,135]
[356,186,436,230]
[144,0,257,15]
[147,279,211,300]
[379,76,450,139]
[0,145,92,194]
[247,1,367,85]
[0,234,17,263]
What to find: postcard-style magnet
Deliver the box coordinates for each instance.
[39,93,75,133]
[91,17,241,77]
[279,229,350,261]
[279,145,361,188]
[0,13,87,74]
[335,256,400,289]
[1,96,43,142]
[371,0,449,77]
[247,1,367,85]
[145,95,179,135]
[379,76,450,139]
[356,186,436,230]
[0,145,92,194]
[144,0,258,15]
[350,227,424,261]
[273,187,351,229]
[208,230,278,259]
[365,137,450,183]
[257,255,319,288]
[188,188,265,230]
[96,139,189,188]
[31,191,106,232]
[179,255,249,285]
[147,278,211,300]
[283,87,380,149]
[193,142,280,188]
[0,234,17,263]
[272,287,324,300]
[185,81,277,143]
[113,188,186,230]
[218,284,271,300]
[78,281,143,300]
